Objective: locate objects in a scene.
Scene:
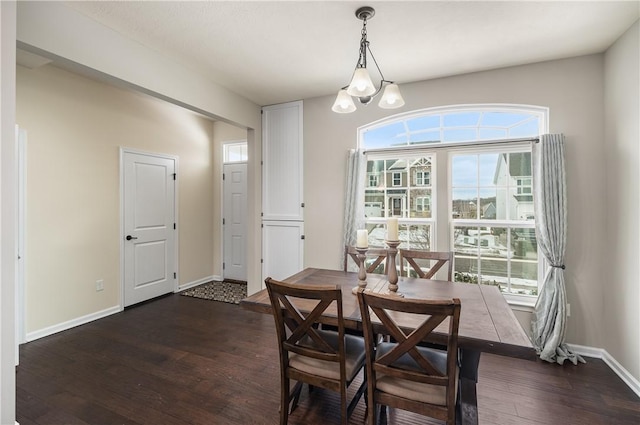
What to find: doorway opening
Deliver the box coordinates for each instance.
[222,141,248,282]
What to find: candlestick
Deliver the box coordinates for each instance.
[385,239,403,297]
[356,229,368,248]
[386,217,399,241]
[352,247,369,294]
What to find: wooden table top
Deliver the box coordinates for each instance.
[240,268,536,360]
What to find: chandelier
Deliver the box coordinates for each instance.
[332,6,405,114]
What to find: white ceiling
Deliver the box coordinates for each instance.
[62,1,639,107]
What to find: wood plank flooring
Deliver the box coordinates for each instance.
[16,293,640,424]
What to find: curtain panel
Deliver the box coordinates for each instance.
[342,149,366,270]
[531,134,584,365]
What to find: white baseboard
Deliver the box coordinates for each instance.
[24,275,222,343]
[26,305,121,342]
[177,275,220,292]
[568,343,640,398]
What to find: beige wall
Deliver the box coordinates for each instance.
[17,64,216,333]
[604,21,640,380]
[304,54,607,351]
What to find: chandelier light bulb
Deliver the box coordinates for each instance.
[378,83,405,109]
[346,68,376,97]
[331,89,357,113]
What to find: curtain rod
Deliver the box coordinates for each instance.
[362,136,540,155]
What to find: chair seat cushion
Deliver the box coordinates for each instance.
[289,329,365,382]
[375,342,458,406]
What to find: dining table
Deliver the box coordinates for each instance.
[240,267,536,425]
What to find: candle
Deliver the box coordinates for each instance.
[387,217,399,241]
[356,229,369,248]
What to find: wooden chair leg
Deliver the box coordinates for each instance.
[340,387,347,425]
[289,381,303,414]
[281,377,289,425]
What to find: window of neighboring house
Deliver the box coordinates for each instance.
[415,171,430,186]
[516,177,532,195]
[392,172,402,186]
[369,174,379,187]
[359,104,547,305]
[415,196,431,212]
[223,141,248,163]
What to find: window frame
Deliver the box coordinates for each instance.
[358,104,548,307]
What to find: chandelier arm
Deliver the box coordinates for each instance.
[366,44,386,82]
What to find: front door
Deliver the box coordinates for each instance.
[223,162,247,281]
[122,150,176,307]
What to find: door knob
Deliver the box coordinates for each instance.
[126,235,138,241]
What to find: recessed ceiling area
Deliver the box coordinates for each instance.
[58,1,639,106]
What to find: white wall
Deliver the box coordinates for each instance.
[604,20,640,381]
[17,64,216,334]
[304,54,608,353]
[0,2,16,423]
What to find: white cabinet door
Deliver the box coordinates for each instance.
[262,221,304,282]
[262,101,303,221]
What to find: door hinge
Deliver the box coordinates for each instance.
[173,173,176,180]
[174,272,177,279]
[223,218,225,225]
[261,223,264,228]
[223,262,225,270]
[174,223,176,230]
[301,235,305,240]
[261,259,264,264]
[301,202,305,208]
[223,173,225,180]
[261,160,263,166]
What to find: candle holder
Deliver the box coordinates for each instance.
[352,247,369,295]
[385,240,403,297]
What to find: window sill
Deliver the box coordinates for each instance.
[505,296,536,312]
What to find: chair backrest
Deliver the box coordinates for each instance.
[399,249,453,280]
[357,291,461,423]
[344,245,389,274]
[265,277,345,368]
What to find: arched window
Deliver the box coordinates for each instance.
[360,104,546,150]
[359,104,548,304]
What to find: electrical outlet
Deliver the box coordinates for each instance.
[96,279,104,292]
[567,303,571,317]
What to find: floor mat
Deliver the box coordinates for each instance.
[180,280,247,304]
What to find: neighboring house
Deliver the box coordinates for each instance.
[482,202,497,219]
[364,157,432,218]
[494,152,534,220]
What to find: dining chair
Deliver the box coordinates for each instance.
[356,290,461,425]
[265,277,367,425]
[344,245,389,274]
[399,249,454,281]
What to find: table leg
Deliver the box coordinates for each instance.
[456,349,481,425]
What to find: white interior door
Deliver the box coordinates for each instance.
[223,162,247,281]
[122,150,176,307]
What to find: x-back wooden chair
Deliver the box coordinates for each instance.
[344,245,389,275]
[265,277,367,425]
[399,249,454,281]
[356,290,461,425]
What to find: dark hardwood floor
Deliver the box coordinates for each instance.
[16,293,640,424]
